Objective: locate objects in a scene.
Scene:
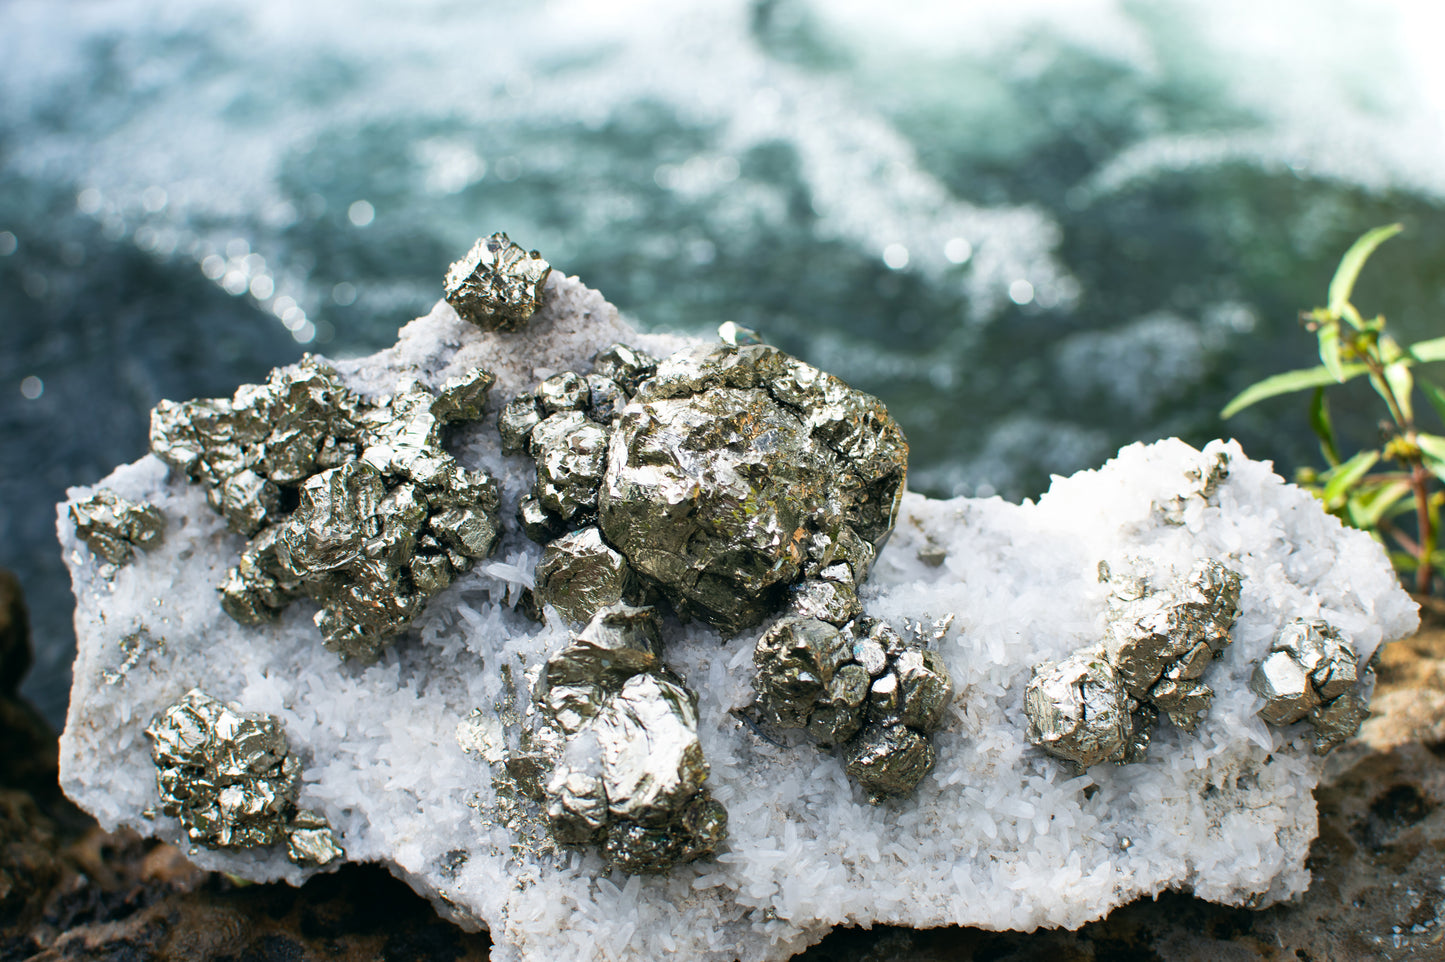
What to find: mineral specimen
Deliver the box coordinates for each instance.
[531,605,727,873]
[149,357,501,660]
[751,616,952,796]
[1026,557,1242,768]
[59,273,1420,962]
[505,336,908,635]
[146,689,342,866]
[1023,649,1132,769]
[1251,618,1369,754]
[68,489,165,564]
[443,232,551,332]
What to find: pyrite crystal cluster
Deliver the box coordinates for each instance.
[146,689,343,867]
[1024,559,1242,769]
[520,604,727,874]
[752,616,953,797]
[69,489,165,564]
[507,338,909,634]
[443,232,552,332]
[1251,618,1369,753]
[149,356,501,659]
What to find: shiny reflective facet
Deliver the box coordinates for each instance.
[146,689,342,865]
[150,359,499,659]
[1251,618,1368,754]
[526,605,726,874]
[752,615,952,793]
[69,489,166,565]
[1024,649,1131,769]
[443,232,551,332]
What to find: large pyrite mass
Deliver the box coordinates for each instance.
[150,356,501,660]
[1250,618,1369,754]
[506,336,908,633]
[68,489,166,565]
[1025,559,1242,768]
[443,232,552,332]
[146,689,343,866]
[752,616,953,797]
[527,605,727,874]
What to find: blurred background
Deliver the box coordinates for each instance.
[4,0,1445,727]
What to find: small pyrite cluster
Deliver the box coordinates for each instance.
[150,355,501,660]
[519,605,727,874]
[1024,559,1242,769]
[1250,619,1368,754]
[752,616,953,797]
[69,490,165,565]
[505,336,910,636]
[443,232,552,332]
[145,689,343,867]
[501,344,659,625]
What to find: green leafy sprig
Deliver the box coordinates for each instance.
[1223,224,1445,594]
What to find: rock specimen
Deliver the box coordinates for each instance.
[443,232,552,332]
[149,356,501,660]
[752,616,953,796]
[1251,618,1369,754]
[528,604,728,874]
[147,688,343,866]
[506,337,908,635]
[68,490,165,564]
[59,272,1420,962]
[1024,558,1243,769]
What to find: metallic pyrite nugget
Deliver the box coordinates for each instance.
[146,689,343,866]
[68,489,166,565]
[506,333,909,634]
[752,615,953,797]
[443,232,552,332]
[522,605,727,874]
[1250,618,1369,754]
[150,356,501,660]
[1025,559,1242,768]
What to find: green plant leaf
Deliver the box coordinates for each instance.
[1421,379,1445,427]
[1308,387,1340,466]
[1392,550,1421,572]
[1318,323,1346,381]
[1406,336,1445,364]
[1416,434,1445,487]
[1328,223,1403,319]
[1221,362,1369,419]
[1352,479,1412,528]
[1321,449,1380,507]
[1385,360,1414,423]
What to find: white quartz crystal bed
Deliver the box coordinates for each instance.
[58,274,1418,962]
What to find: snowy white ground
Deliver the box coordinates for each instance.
[59,274,1418,962]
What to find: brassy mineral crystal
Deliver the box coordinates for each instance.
[146,689,343,866]
[150,356,501,660]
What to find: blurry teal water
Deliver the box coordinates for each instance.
[4,0,1445,723]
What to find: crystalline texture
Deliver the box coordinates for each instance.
[150,359,500,660]
[443,232,551,332]
[530,605,727,874]
[146,689,342,865]
[1251,619,1369,754]
[600,343,908,634]
[1024,649,1132,769]
[752,616,953,795]
[68,489,165,564]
